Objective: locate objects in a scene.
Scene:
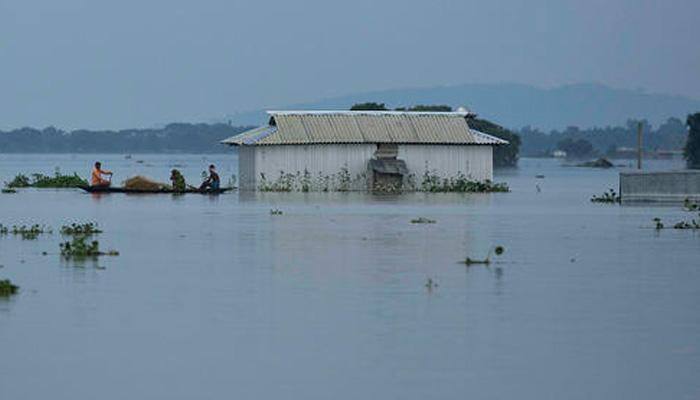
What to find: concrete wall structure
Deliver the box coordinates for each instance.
[620,170,700,203]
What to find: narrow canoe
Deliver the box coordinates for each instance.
[78,186,233,194]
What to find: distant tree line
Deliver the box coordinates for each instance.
[0,123,251,153]
[349,103,521,167]
[517,117,688,158]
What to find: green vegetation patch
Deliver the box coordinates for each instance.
[60,222,102,236]
[591,189,621,204]
[0,224,51,240]
[6,170,87,188]
[0,279,19,297]
[420,172,509,193]
[60,236,119,258]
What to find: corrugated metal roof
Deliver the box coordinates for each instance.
[222,111,508,146]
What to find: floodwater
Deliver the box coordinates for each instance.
[0,154,699,399]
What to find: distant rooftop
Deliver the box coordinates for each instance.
[222,110,507,146]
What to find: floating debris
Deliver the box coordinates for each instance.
[0,279,19,297]
[463,245,506,265]
[425,278,438,290]
[60,222,102,236]
[653,217,664,230]
[673,219,700,230]
[591,188,621,204]
[60,237,119,258]
[683,198,699,211]
[410,217,436,224]
[270,209,283,215]
[577,158,614,168]
[652,215,700,230]
[535,174,545,179]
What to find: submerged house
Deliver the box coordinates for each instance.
[222,110,507,191]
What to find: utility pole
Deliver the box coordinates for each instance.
[637,121,643,170]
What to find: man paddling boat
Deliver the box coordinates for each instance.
[91,162,113,187]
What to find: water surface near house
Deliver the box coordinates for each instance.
[0,155,698,400]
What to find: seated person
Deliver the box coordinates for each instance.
[91,162,113,187]
[170,169,186,192]
[199,164,220,190]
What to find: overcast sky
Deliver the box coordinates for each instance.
[1,0,699,129]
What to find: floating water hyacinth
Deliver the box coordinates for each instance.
[60,236,119,258]
[591,188,620,203]
[0,279,19,297]
[0,224,51,240]
[60,222,102,236]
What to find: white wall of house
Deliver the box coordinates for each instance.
[400,145,493,181]
[237,144,494,190]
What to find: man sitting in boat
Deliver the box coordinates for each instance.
[91,162,113,187]
[199,164,220,191]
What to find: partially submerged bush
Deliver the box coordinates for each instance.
[1,188,17,194]
[420,171,508,193]
[60,236,118,258]
[0,279,19,296]
[60,222,102,236]
[591,189,621,204]
[5,174,31,188]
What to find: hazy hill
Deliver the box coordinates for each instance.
[226,83,700,130]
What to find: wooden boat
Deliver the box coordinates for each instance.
[78,185,233,194]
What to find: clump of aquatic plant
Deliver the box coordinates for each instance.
[411,217,436,224]
[270,208,283,215]
[425,278,438,291]
[60,222,102,236]
[60,236,119,258]
[591,188,621,204]
[683,198,699,211]
[6,169,87,188]
[0,279,19,297]
[421,170,509,193]
[1,188,17,194]
[300,169,312,192]
[652,215,700,230]
[5,174,31,188]
[4,224,52,240]
[673,215,700,230]
[32,170,88,188]
[463,245,506,266]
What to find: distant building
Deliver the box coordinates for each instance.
[222,110,507,191]
[552,150,567,158]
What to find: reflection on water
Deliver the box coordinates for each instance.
[0,154,699,399]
